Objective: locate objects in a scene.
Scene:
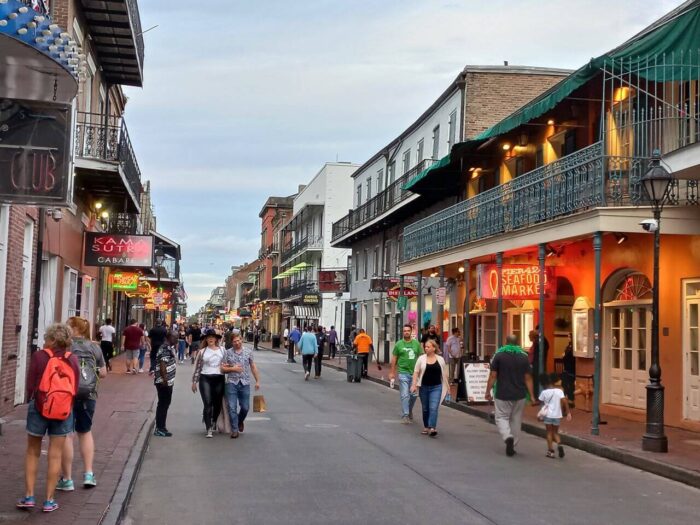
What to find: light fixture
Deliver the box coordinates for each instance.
[545,245,559,258]
[100,211,109,219]
[429,269,438,278]
[154,248,165,267]
[458,266,465,273]
[468,167,475,172]
[614,233,628,245]
[502,143,511,151]
[94,202,103,210]
[641,150,673,209]
[547,119,555,126]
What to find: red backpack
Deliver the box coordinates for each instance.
[35,349,77,420]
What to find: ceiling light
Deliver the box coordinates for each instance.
[458,266,465,273]
[502,143,511,151]
[468,167,475,172]
[94,202,103,210]
[547,119,555,126]
[101,211,109,219]
[614,232,628,245]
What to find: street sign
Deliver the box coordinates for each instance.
[397,296,408,311]
[153,292,164,306]
[436,286,446,305]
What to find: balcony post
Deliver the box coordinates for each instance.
[416,271,423,337]
[438,265,445,340]
[538,243,546,395]
[496,252,503,349]
[591,231,603,436]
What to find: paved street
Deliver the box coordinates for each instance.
[125,348,698,525]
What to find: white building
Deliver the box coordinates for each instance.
[279,162,359,333]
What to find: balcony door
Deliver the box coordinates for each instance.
[683,280,700,421]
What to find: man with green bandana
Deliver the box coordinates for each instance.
[485,334,535,457]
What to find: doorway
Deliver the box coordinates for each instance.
[683,280,700,421]
[15,220,35,405]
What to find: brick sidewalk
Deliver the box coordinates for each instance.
[0,353,156,524]
[316,350,700,488]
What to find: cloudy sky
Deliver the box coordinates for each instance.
[123,0,681,311]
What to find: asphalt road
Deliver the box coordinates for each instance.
[124,348,699,525]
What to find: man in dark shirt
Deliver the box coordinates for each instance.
[328,326,338,359]
[485,334,535,457]
[420,325,441,353]
[528,326,550,396]
[187,323,202,363]
[148,320,168,374]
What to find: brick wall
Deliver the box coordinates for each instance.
[464,71,568,139]
[0,206,39,416]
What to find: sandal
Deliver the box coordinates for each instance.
[429,429,438,437]
[546,450,555,458]
[421,429,429,435]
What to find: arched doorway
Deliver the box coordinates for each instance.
[603,271,652,409]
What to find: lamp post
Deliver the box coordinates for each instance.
[640,150,673,453]
[154,247,164,322]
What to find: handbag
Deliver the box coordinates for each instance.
[253,394,267,413]
[537,392,555,421]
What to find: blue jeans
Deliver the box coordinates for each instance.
[138,347,147,370]
[419,384,442,429]
[178,340,186,361]
[399,373,418,418]
[225,382,250,430]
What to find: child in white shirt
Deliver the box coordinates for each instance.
[538,373,572,458]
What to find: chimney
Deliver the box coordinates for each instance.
[503,60,508,66]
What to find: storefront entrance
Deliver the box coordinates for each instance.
[683,280,700,421]
[604,272,652,410]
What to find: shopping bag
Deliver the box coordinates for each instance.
[253,394,267,413]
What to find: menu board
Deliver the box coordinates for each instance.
[463,362,491,403]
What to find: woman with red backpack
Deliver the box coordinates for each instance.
[17,323,80,514]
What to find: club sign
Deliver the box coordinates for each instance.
[84,233,154,268]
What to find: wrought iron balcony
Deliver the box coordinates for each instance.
[332,158,437,243]
[402,141,699,262]
[259,288,271,301]
[107,212,140,234]
[281,236,323,264]
[74,112,142,202]
[258,240,281,260]
[280,280,317,300]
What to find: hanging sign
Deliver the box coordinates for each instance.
[436,286,447,305]
[318,270,348,292]
[302,293,320,305]
[84,233,154,268]
[477,264,555,300]
[463,362,491,403]
[110,271,139,291]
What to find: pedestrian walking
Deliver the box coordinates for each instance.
[485,335,536,457]
[562,334,576,406]
[220,332,260,438]
[389,325,423,424]
[148,320,168,374]
[17,323,79,514]
[187,322,202,364]
[121,319,144,374]
[328,325,338,359]
[154,331,178,437]
[288,325,301,363]
[445,328,462,384]
[253,325,260,350]
[298,326,318,381]
[283,326,289,348]
[177,325,187,364]
[421,325,441,352]
[538,373,572,458]
[98,318,115,372]
[353,328,372,378]
[57,317,107,492]
[411,339,449,437]
[348,324,357,346]
[138,323,149,373]
[314,325,326,378]
[192,329,226,437]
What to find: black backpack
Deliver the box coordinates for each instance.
[72,339,99,400]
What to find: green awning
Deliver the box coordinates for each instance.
[273,271,291,280]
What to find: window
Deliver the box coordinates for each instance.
[476,314,498,360]
[354,251,360,281]
[515,157,525,177]
[363,249,368,279]
[563,131,576,156]
[376,169,384,193]
[373,246,380,277]
[417,139,424,163]
[356,184,362,206]
[448,110,457,149]
[402,149,411,174]
[366,177,373,201]
[479,167,499,193]
[388,161,396,185]
[384,240,393,275]
[62,267,78,320]
[535,145,544,168]
[432,125,440,159]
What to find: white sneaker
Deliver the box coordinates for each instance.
[138,369,144,374]
[206,430,213,438]
[304,371,310,381]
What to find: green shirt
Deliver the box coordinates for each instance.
[393,339,423,375]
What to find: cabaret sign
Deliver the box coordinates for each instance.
[477,264,555,300]
[84,233,154,268]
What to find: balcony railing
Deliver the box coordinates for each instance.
[74,112,142,200]
[332,158,437,242]
[259,288,271,301]
[126,0,145,74]
[281,236,323,263]
[107,213,140,234]
[402,141,699,262]
[258,240,281,260]
[280,280,317,300]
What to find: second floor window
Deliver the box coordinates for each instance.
[417,139,424,163]
[373,246,380,277]
[402,149,411,175]
[432,125,441,159]
[388,161,396,185]
[355,251,360,281]
[357,184,362,206]
[377,169,384,193]
[448,110,457,149]
[366,177,372,201]
[363,249,368,279]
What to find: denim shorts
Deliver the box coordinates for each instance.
[26,400,74,437]
[125,349,139,360]
[73,398,97,433]
[543,416,562,426]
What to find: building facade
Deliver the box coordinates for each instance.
[331,65,570,358]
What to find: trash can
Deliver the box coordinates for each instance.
[272,335,281,349]
[346,355,362,383]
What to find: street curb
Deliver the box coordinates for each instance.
[100,396,157,525]
[321,361,700,490]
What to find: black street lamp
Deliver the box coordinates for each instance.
[154,248,165,321]
[640,150,673,453]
